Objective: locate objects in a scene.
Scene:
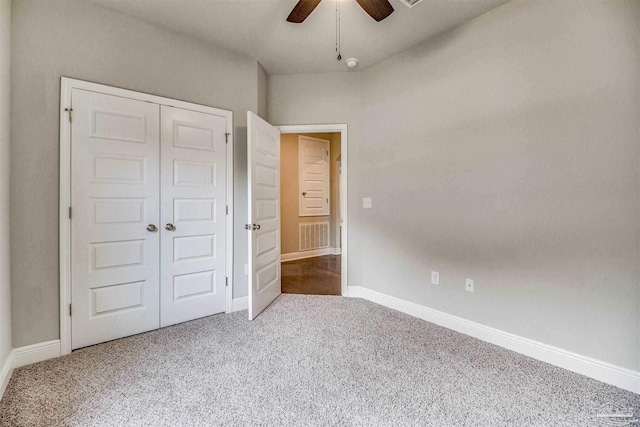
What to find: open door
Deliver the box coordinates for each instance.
[247,112,281,320]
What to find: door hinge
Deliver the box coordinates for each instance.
[226,205,229,215]
[65,108,73,123]
[327,198,329,203]
[225,132,230,143]
[69,206,72,219]
[225,277,228,287]
[69,304,72,316]
[327,150,329,156]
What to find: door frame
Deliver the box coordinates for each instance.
[59,77,234,355]
[277,124,348,296]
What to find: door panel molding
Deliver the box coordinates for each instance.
[60,77,233,355]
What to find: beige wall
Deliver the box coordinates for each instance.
[10,0,260,347]
[280,133,341,255]
[0,0,12,377]
[269,0,640,371]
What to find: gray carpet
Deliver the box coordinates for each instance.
[0,294,638,426]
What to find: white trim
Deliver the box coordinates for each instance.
[13,340,61,369]
[1,339,63,399]
[0,351,14,400]
[225,115,234,315]
[281,248,338,262]
[60,78,234,115]
[59,77,234,355]
[59,79,72,356]
[277,124,348,297]
[347,286,640,394]
[331,247,341,255]
[231,296,248,312]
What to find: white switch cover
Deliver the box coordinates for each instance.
[363,197,372,209]
[465,278,474,292]
[431,271,439,286]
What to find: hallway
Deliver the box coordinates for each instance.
[281,255,341,295]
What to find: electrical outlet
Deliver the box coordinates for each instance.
[431,271,439,286]
[363,197,372,209]
[465,278,474,292]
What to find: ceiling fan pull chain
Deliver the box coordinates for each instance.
[336,0,341,60]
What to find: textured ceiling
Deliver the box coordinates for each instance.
[89,0,510,75]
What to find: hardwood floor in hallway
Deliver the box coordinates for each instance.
[281,255,341,295]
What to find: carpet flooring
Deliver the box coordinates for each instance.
[0,294,638,426]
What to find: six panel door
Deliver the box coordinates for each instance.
[71,89,161,350]
[160,106,228,327]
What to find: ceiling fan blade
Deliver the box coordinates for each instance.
[286,0,323,23]
[354,0,394,22]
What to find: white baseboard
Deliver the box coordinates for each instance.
[231,296,248,312]
[0,350,14,401]
[0,339,61,401]
[13,340,61,369]
[281,248,340,262]
[346,286,640,394]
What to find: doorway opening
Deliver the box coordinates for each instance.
[277,126,347,296]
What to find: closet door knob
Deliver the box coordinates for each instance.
[147,224,157,232]
[165,223,176,231]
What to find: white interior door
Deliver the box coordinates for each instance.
[298,135,330,216]
[71,89,160,350]
[160,105,228,327]
[247,112,281,320]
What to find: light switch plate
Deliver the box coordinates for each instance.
[431,271,439,285]
[363,197,372,209]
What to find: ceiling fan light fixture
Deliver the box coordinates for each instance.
[345,58,358,68]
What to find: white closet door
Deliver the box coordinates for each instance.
[247,112,281,320]
[160,106,228,327]
[71,89,160,350]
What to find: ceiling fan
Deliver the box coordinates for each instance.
[286,0,394,23]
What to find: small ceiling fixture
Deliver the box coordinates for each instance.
[345,58,358,68]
